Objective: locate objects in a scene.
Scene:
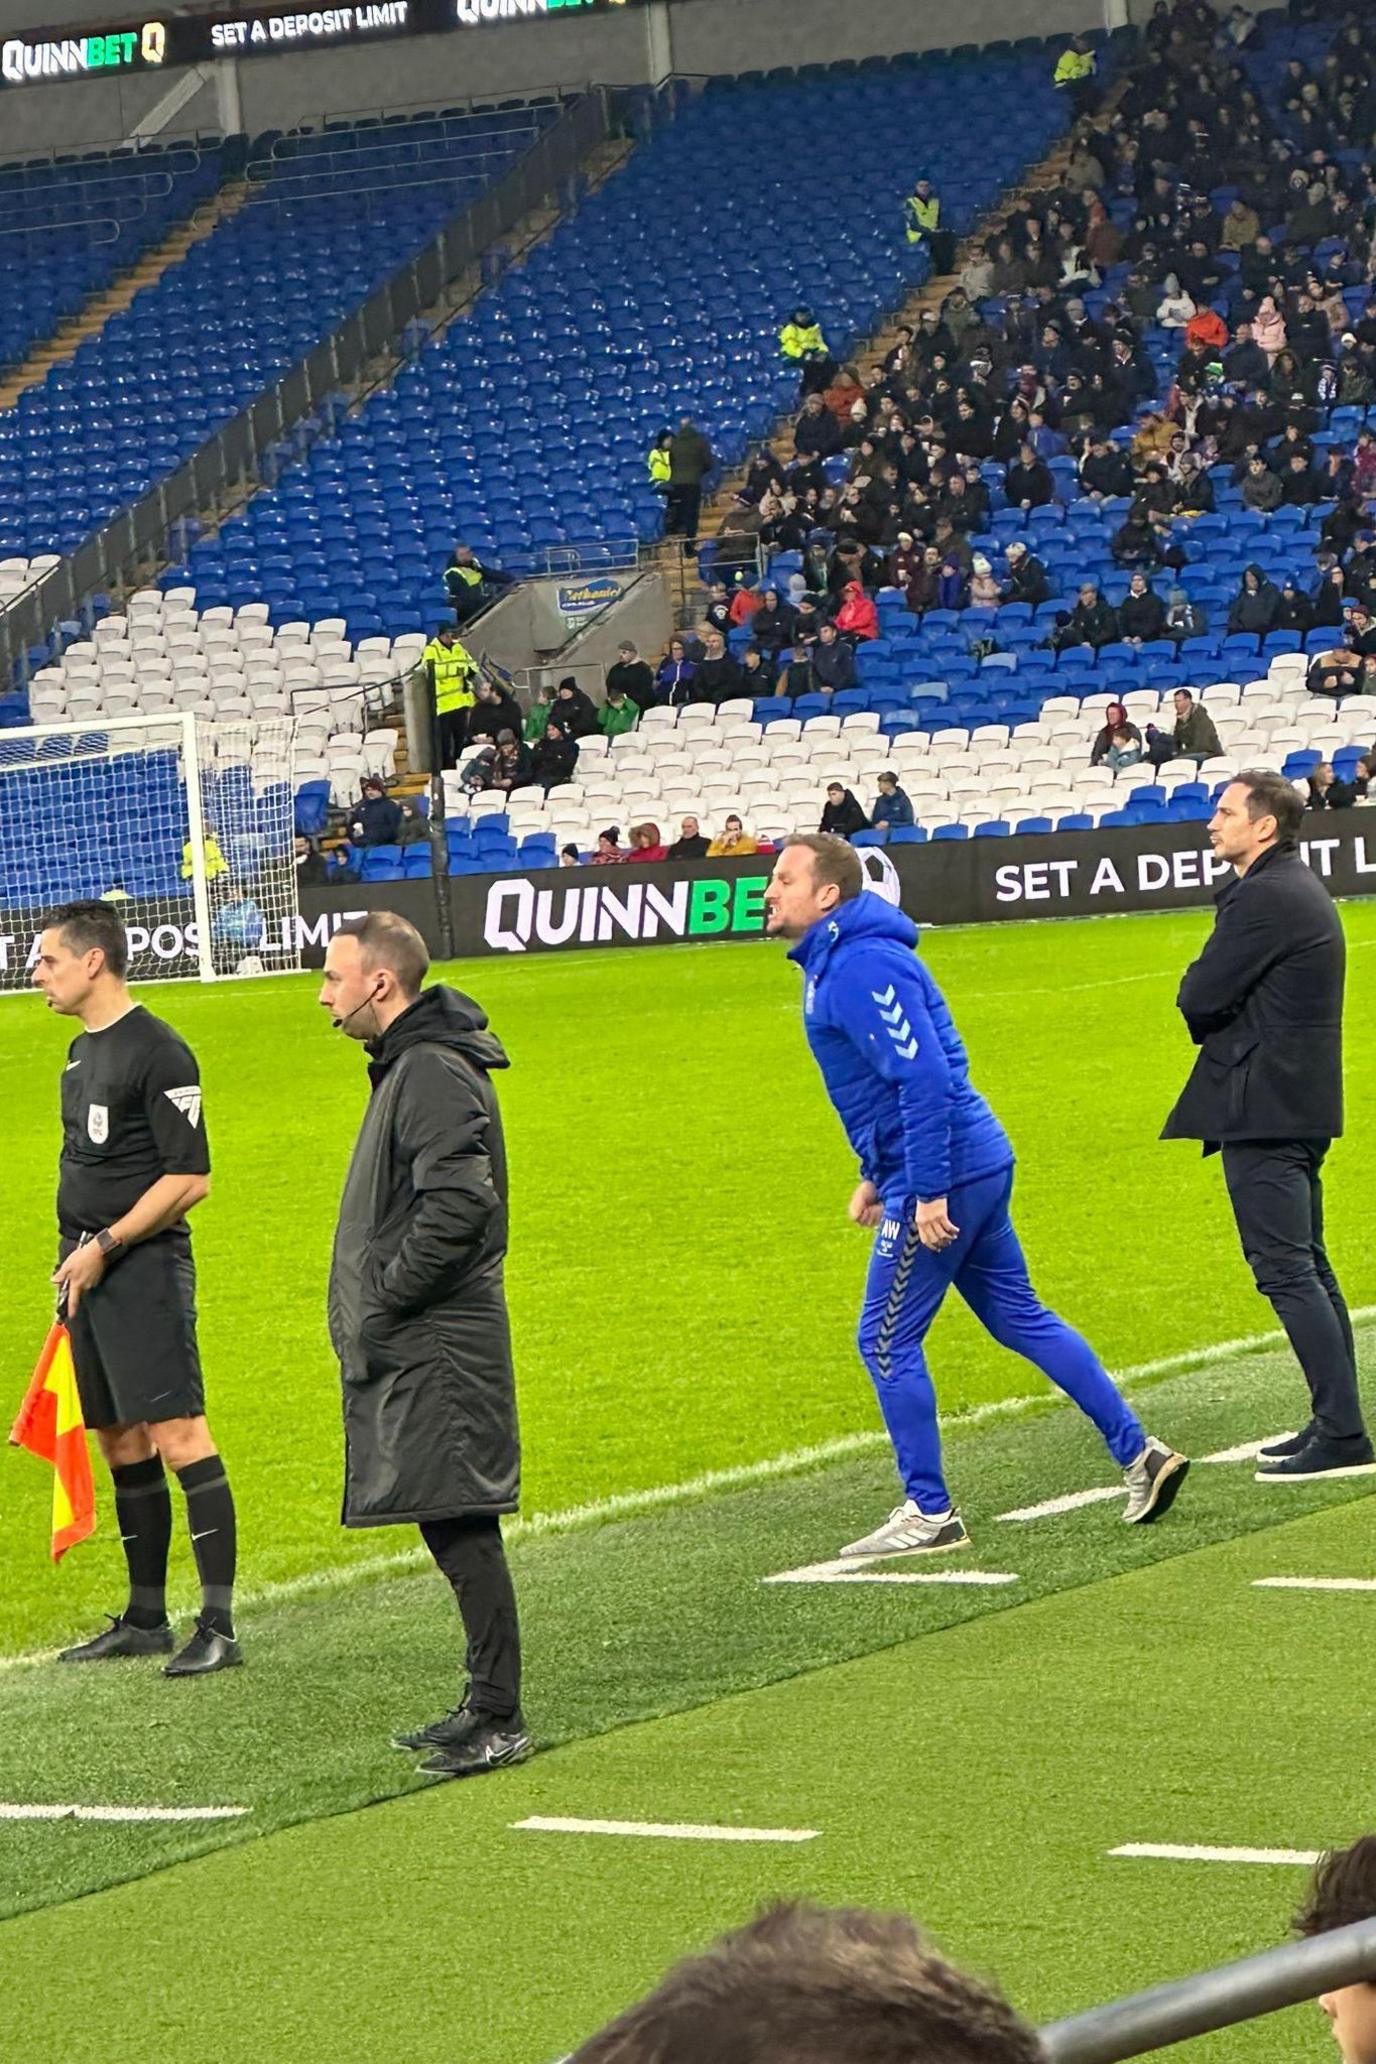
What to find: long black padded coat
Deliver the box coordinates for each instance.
[328,984,520,1526]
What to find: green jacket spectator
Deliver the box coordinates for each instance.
[523,688,555,743]
[599,689,639,739]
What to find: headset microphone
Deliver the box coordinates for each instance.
[331,982,383,1031]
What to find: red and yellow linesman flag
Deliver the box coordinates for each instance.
[9,1322,96,1561]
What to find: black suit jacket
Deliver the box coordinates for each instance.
[1162,842,1344,1146]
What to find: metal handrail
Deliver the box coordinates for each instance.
[1041,1917,1376,2064]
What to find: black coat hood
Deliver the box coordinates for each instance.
[367,984,509,1087]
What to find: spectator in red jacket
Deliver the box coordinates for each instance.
[728,584,764,629]
[835,580,879,642]
[627,822,668,862]
[590,827,626,865]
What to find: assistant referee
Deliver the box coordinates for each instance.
[32,901,241,1677]
[1163,771,1372,1483]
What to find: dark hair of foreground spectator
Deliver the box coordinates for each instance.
[1295,1836,1376,1938]
[568,1902,1044,2064]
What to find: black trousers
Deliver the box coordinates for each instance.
[436,708,469,769]
[1221,1139,1365,1441]
[663,483,701,540]
[419,1514,522,1718]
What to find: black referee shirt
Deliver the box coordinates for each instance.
[57,1006,211,1243]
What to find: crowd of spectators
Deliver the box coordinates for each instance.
[682,0,1376,766]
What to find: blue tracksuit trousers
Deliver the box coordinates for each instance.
[858,1163,1145,1513]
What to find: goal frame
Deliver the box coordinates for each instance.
[0,710,300,985]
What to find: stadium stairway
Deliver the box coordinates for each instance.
[685,70,1130,618]
[0,180,250,414]
[182,128,638,585]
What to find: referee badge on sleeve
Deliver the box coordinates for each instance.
[87,1105,108,1144]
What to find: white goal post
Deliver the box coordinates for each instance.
[0,712,301,991]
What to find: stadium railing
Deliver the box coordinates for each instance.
[0,86,614,687]
[1040,1914,1376,2064]
[545,1915,1376,2064]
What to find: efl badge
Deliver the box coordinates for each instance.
[87,1104,108,1144]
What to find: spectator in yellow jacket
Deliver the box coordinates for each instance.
[707,814,759,857]
[778,306,834,396]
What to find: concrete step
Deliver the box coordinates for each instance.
[0,179,252,413]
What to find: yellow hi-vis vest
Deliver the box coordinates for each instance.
[449,562,482,589]
[904,192,940,244]
[425,638,476,714]
[1054,47,1094,86]
[648,445,671,485]
[779,319,825,361]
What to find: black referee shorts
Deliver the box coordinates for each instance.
[60,1238,205,1430]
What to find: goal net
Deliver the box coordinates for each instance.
[0,713,301,993]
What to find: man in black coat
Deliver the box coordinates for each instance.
[1162,772,1372,1481]
[322,912,529,1774]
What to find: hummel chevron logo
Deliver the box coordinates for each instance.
[165,1086,202,1127]
[870,989,917,1061]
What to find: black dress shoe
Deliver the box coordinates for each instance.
[162,1617,243,1678]
[1256,1434,1376,1482]
[1258,1424,1313,1461]
[58,1614,174,1662]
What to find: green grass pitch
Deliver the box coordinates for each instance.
[1,906,1374,2062]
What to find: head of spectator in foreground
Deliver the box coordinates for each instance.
[617,640,638,662]
[1208,767,1304,876]
[1173,689,1195,719]
[678,816,701,842]
[878,772,900,797]
[559,844,580,868]
[1295,1836,1376,2064]
[595,827,621,859]
[629,823,663,853]
[764,831,863,941]
[319,911,429,1044]
[569,1900,1044,2064]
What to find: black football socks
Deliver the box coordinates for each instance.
[112,1456,172,1630]
[175,1454,238,1639]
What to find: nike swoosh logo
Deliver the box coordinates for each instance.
[190,1529,218,1543]
[65,1060,80,1071]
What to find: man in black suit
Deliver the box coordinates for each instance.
[1163,771,1373,1483]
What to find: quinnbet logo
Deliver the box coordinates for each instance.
[483,871,770,953]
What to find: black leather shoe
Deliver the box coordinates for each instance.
[58,1614,174,1662]
[1256,1434,1376,1482]
[162,1618,243,1678]
[1257,1424,1314,1461]
[419,1715,531,1778]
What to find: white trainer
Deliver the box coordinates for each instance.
[838,1501,971,1559]
[1122,1436,1189,1524]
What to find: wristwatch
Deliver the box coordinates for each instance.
[94,1228,123,1259]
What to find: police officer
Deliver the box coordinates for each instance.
[423,623,477,769]
[1164,770,1372,1482]
[31,901,241,1677]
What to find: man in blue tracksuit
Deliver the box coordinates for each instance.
[765,835,1189,1556]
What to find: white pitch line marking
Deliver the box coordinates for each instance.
[513,1817,818,1844]
[1,1318,1372,1678]
[764,1559,1018,1587]
[1111,1842,1319,1867]
[996,1441,1267,1522]
[0,1803,249,1823]
[1253,1576,1376,1593]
